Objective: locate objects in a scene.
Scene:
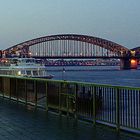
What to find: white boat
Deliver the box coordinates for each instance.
[0,58,54,79]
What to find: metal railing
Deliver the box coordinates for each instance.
[0,75,139,134]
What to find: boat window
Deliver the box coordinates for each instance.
[35,59,43,64]
[26,59,35,63]
[43,70,47,75]
[26,70,31,75]
[38,70,43,75]
[10,59,19,65]
[21,70,26,74]
[33,71,38,76]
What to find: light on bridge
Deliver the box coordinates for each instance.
[29,52,32,55]
[131,51,135,56]
[130,59,138,69]
[131,59,137,64]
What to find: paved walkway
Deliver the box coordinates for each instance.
[0,97,139,140]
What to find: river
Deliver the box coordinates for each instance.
[46,66,140,87]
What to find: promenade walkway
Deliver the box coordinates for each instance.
[0,97,139,140]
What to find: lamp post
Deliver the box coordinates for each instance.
[62,67,65,80]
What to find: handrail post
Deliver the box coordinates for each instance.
[0,77,4,97]
[93,86,96,126]
[34,80,37,108]
[25,79,27,105]
[74,83,78,120]
[116,87,120,132]
[9,78,11,100]
[16,78,18,102]
[59,82,61,115]
[46,82,48,112]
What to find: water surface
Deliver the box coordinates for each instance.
[47,66,140,87]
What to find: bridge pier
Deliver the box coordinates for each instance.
[120,58,138,69]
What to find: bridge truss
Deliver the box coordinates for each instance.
[4,34,129,59]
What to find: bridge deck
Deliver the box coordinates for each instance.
[0,97,139,140]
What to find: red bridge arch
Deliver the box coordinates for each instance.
[4,34,129,58]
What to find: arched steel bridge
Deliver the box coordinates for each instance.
[4,34,130,59]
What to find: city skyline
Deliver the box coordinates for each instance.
[0,0,140,50]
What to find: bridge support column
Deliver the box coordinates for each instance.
[120,58,138,69]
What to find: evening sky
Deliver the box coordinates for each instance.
[0,0,140,49]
